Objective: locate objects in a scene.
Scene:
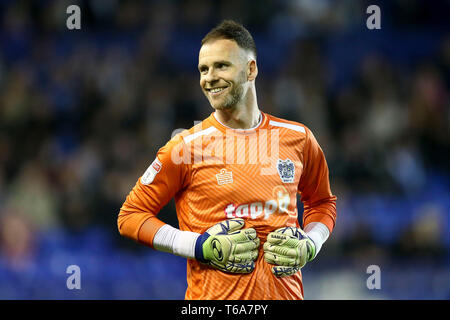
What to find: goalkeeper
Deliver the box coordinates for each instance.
[118,20,336,300]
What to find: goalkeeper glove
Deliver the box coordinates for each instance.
[195,218,260,273]
[263,226,316,277]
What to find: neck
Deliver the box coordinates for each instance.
[214,86,260,129]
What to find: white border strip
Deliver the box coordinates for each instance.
[183,126,218,144]
[269,120,305,133]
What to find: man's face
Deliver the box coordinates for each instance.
[198,39,249,110]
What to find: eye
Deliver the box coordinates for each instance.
[199,66,208,73]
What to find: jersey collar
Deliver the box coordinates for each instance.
[208,111,268,134]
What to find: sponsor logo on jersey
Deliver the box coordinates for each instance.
[224,199,288,220]
[277,158,295,183]
[223,186,298,226]
[141,157,162,185]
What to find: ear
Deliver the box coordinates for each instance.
[247,60,258,81]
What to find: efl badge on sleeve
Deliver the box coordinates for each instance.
[277,159,295,183]
[141,157,162,185]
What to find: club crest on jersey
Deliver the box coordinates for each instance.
[277,159,295,183]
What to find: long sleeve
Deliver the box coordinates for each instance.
[117,134,190,247]
[298,127,337,233]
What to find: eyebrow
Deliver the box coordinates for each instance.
[198,60,231,70]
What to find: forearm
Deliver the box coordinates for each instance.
[117,209,162,243]
[118,209,200,258]
[152,224,200,259]
[118,184,168,247]
[304,222,330,259]
[302,196,337,234]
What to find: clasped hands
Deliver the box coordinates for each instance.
[195,218,316,277]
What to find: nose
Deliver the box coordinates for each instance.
[203,68,218,84]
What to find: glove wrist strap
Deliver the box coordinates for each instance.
[307,238,316,262]
[194,232,211,263]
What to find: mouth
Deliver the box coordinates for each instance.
[205,86,229,97]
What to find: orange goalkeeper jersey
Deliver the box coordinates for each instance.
[118,112,337,300]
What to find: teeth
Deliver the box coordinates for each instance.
[210,87,226,93]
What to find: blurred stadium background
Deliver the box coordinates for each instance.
[0,0,448,299]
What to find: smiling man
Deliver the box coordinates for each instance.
[198,32,259,128]
[118,20,337,300]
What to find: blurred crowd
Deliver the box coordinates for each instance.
[0,0,448,298]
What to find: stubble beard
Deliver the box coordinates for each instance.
[209,71,247,111]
